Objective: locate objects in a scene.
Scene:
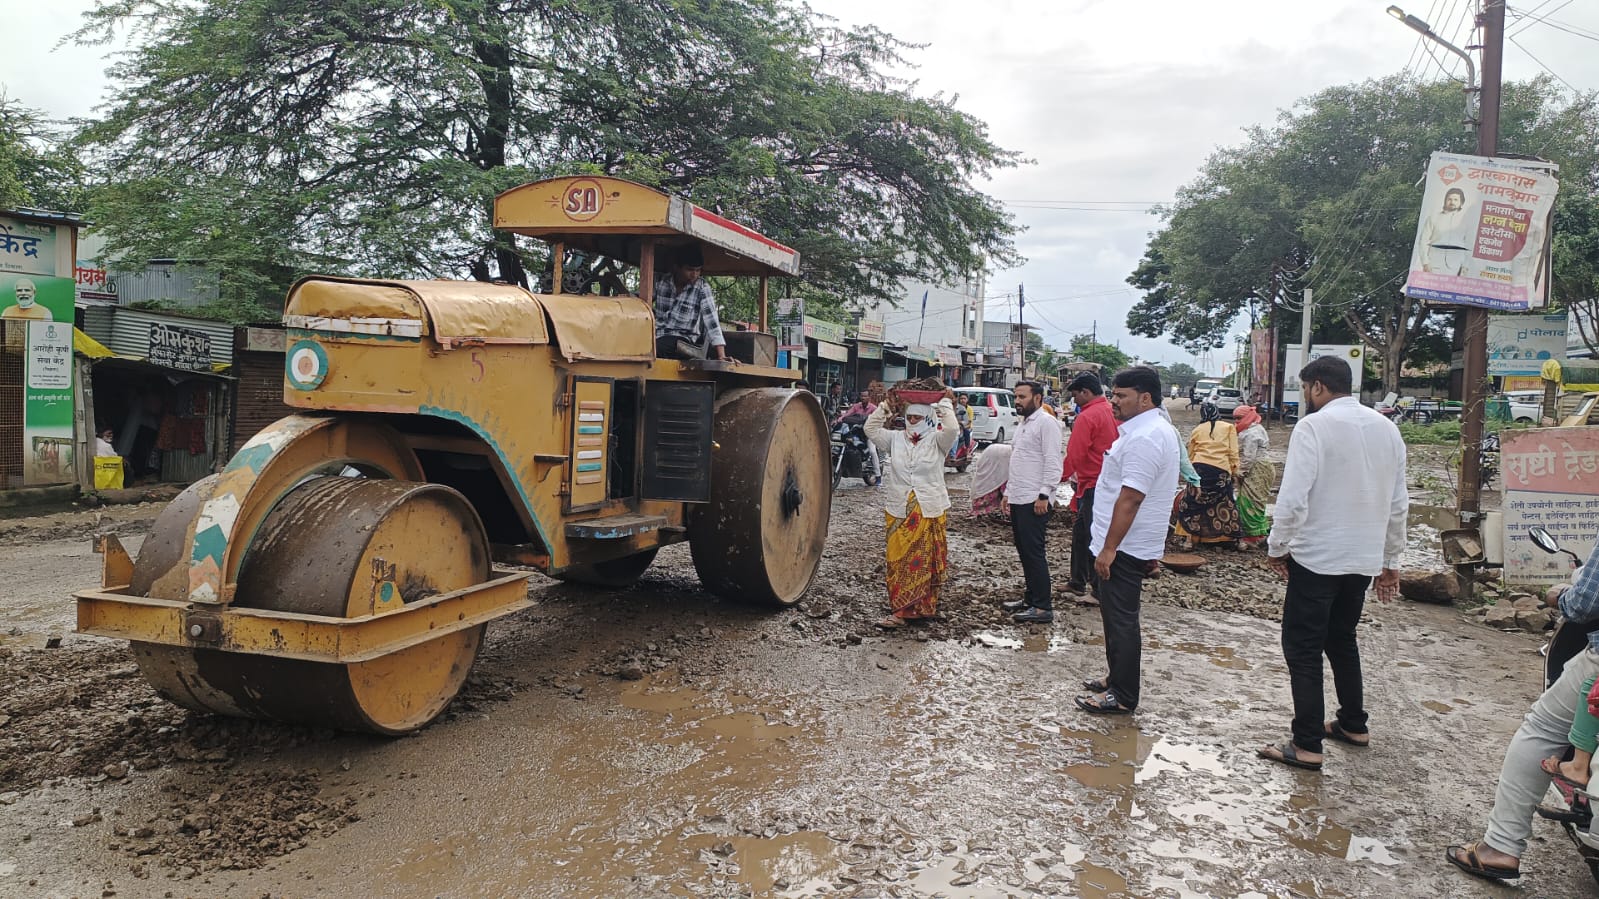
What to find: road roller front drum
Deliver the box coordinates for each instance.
[130,475,494,735]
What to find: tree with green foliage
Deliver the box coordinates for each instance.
[74,0,1021,313]
[1067,333,1130,371]
[1161,362,1200,390]
[1126,76,1599,396]
[0,96,84,211]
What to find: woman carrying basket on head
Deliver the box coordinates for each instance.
[865,386,961,628]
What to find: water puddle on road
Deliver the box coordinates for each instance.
[679,830,843,895]
[970,630,1089,653]
[1149,637,1254,671]
[1075,861,1130,898]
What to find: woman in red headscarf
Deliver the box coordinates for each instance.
[1232,404,1273,545]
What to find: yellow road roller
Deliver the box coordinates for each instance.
[74,176,830,734]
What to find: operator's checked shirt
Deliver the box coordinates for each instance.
[653,276,725,348]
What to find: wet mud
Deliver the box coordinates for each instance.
[0,407,1588,897]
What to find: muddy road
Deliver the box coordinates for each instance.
[0,410,1590,898]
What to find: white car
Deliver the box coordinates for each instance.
[955,387,1020,445]
[1205,387,1244,413]
[1504,390,1544,424]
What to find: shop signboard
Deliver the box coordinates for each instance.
[857,342,883,360]
[1403,151,1559,312]
[775,297,804,350]
[856,319,885,342]
[148,322,213,371]
[1488,313,1567,376]
[75,262,116,302]
[815,340,849,362]
[1282,344,1364,405]
[1502,427,1599,584]
[23,320,74,485]
[0,215,57,276]
[803,316,847,345]
[2,273,77,484]
[936,348,961,366]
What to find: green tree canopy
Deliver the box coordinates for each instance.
[1067,333,1130,371]
[0,96,83,211]
[1126,76,1599,394]
[1160,362,1200,390]
[75,0,1021,311]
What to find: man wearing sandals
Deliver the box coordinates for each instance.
[1074,366,1178,715]
[1447,562,1599,882]
[1257,356,1406,772]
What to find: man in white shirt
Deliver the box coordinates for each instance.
[1002,380,1064,623]
[1077,366,1179,714]
[1257,356,1406,772]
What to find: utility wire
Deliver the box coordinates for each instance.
[1510,34,1580,92]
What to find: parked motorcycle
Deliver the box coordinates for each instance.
[1479,432,1501,491]
[830,417,881,490]
[1528,525,1599,884]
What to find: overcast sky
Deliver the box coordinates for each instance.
[5,1,1598,371]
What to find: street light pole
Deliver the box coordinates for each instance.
[1457,1,1505,534]
[1386,1,1503,589]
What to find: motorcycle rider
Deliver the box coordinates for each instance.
[1447,557,1599,882]
[834,392,882,483]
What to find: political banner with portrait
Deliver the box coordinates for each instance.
[0,272,74,322]
[1402,152,1558,312]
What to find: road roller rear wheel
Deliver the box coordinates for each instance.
[689,388,830,606]
[131,476,492,735]
[554,548,660,589]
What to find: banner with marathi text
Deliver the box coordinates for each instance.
[1,273,78,485]
[1402,152,1559,312]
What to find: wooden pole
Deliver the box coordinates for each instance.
[639,238,656,306]
[551,241,564,295]
[758,276,769,332]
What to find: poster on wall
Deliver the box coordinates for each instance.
[0,215,58,276]
[1282,344,1365,405]
[0,272,74,322]
[23,320,75,485]
[1488,313,1567,376]
[1501,427,1599,584]
[1,274,78,485]
[1402,152,1559,312]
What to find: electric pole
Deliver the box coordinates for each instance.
[1457,1,1503,534]
[1017,283,1025,375]
[1300,288,1314,379]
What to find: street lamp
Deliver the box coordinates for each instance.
[1386,4,1478,128]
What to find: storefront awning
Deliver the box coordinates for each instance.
[73,328,117,360]
[90,355,234,382]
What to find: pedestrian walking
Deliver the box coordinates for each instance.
[1000,380,1064,624]
[1076,367,1179,715]
[1060,373,1117,602]
[1256,355,1406,772]
[864,389,960,629]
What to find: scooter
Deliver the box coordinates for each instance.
[945,432,973,473]
[1528,526,1599,884]
[830,417,881,490]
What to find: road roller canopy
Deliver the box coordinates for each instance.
[284,275,655,361]
[493,176,801,278]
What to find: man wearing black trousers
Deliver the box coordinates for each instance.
[1256,355,1406,772]
[1001,380,1064,624]
[1075,367,1179,715]
[1061,373,1118,600]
